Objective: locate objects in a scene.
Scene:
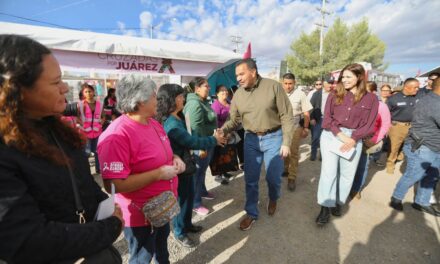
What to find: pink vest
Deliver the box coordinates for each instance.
[79,100,103,139]
[103,98,116,116]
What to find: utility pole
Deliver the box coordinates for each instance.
[315,0,330,78]
[316,0,330,57]
[230,35,242,53]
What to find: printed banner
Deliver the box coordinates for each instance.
[52,49,220,76]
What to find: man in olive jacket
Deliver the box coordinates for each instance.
[221,58,294,231]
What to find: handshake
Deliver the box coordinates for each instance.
[197,129,231,159]
[213,128,228,147]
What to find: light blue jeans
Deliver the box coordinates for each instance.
[243,129,284,219]
[392,144,440,206]
[317,128,363,207]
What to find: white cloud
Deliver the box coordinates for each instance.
[116,21,136,36]
[132,0,439,73]
[197,0,205,14]
[327,0,440,64]
[212,0,222,10]
[139,11,153,38]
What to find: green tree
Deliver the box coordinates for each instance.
[286,18,386,84]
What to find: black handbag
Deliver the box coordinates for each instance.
[178,149,197,177]
[51,131,122,264]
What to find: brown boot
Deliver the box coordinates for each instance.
[267,200,277,216]
[239,215,256,231]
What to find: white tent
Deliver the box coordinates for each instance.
[420,66,440,77]
[0,22,240,76]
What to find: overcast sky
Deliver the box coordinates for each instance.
[1,0,439,78]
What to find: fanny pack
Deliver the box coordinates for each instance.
[142,190,180,228]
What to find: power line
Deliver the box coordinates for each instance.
[0,12,229,47]
[0,12,75,29]
[0,12,183,33]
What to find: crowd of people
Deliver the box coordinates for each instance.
[0,34,439,264]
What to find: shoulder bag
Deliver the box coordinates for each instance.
[141,125,180,228]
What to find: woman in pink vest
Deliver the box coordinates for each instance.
[78,83,103,173]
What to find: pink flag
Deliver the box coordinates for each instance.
[243,42,252,59]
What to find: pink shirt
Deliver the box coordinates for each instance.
[211,100,230,128]
[370,101,391,144]
[98,114,178,227]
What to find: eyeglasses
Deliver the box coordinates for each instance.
[315,83,322,85]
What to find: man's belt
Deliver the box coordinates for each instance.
[248,126,281,136]
[392,121,411,126]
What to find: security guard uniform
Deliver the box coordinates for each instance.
[386,91,423,173]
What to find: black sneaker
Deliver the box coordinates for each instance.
[175,235,197,248]
[374,160,385,167]
[316,206,330,226]
[185,225,203,233]
[221,178,229,185]
[389,197,403,211]
[411,203,440,217]
[331,204,342,217]
[223,172,233,178]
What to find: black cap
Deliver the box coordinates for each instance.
[323,75,335,84]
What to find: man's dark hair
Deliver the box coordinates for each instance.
[282,73,295,80]
[403,77,419,86]
[236,58,258,74]
[428,72,440,79]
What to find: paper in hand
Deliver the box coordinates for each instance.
[329,136,356,160]
[95,183,115,221]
